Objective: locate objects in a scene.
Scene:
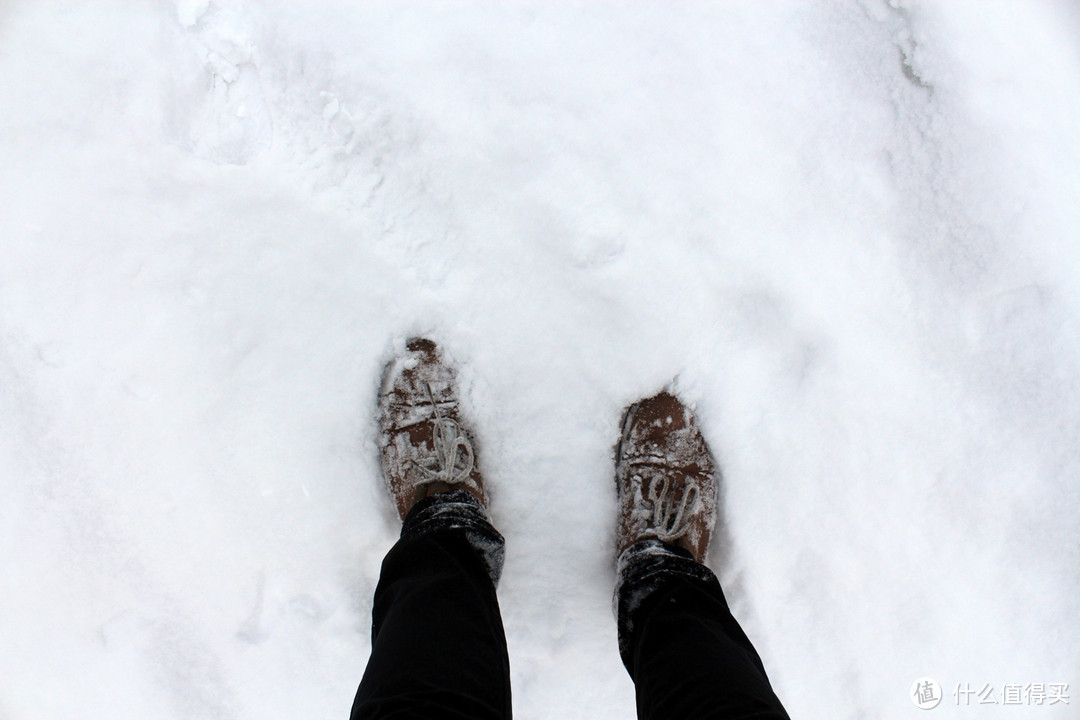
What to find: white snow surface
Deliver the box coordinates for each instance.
[1,1,1078,718]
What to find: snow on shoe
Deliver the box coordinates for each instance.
[378,338,487,520]
[615,392,718,563]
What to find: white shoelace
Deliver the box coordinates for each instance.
[411,383,476,489]
[637,471,700,544]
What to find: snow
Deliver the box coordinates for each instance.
[1,1,1077,718]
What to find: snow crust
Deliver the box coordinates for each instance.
[1,1,1077,718]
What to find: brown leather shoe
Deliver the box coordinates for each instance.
[378,338,486,520]
[615,391,718,563]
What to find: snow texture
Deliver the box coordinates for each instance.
[1,1,1078,718]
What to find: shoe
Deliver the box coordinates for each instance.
[615,391,718,563]
[377,338,486,520]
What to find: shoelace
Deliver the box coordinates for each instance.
[635,470,700,544]
[411,383,476,489]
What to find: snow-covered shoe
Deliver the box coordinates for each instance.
[615,391,718,563]
[378,338,486,520]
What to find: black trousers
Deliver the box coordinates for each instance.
[351,491,789,720]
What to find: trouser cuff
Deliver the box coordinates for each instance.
[614,538,719,670]
[401,488,505,586]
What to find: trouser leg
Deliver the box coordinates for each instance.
[351,489,511,720]
[617,540,789,720]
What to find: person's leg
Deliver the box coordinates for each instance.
[353,338,511,719]
[616,540,788,720]
[351,489,511,720]
[613,392,789,720]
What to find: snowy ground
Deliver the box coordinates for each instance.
[1,1,1078,718]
